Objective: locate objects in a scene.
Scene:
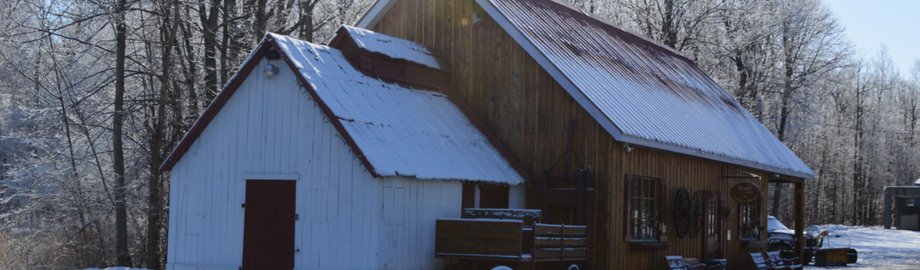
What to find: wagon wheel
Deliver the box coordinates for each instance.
[672,188,691,238]
[688,191,703,238]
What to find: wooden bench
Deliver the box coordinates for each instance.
[665,256,721,270]
[749,251,801,270]
[767,251,801,269]
[749,252,770,270]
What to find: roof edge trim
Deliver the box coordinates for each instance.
[618,135,814,179]
[356,0,396,28]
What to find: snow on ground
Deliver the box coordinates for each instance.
[805,224,920,269]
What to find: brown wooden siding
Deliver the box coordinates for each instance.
[368,1,773,269]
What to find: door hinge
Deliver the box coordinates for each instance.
[295,213,300,221]
[241,203,246,208]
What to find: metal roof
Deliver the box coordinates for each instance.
[357,0,814,178]
[273,34,524,184]
[464,0,813,179]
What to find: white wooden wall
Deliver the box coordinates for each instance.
[166,58,464,270]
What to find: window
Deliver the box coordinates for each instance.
[625,175,666,242]
[461,182,510,211]
[707,200,718,237]
[738,198,762,240]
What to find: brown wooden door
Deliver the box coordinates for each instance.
[702,191,722,260]
[242,180,296,270]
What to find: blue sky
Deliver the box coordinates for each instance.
[823,0,920,76]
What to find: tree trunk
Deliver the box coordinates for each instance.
[200,0,221,105]
[145,1,178,268]
[852,71,865,225]
[249,0,268,42]
[300,0,316,42]
[772,21,796,219]
[113,0,132,265]
[178,7,199,124]
[661,0,677,48]
[221,0,237,85]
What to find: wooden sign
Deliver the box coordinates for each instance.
[731,182,760,202]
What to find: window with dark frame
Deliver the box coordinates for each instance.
[460,182,510,211]
[626,176,664,242]
[738,198,761,240]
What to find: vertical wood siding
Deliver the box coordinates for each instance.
[165,57,462,270]
[369,1,772,269]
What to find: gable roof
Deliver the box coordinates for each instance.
[358,0,815,179]
[161,32,524,185]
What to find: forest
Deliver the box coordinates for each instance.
[0,0,917,268]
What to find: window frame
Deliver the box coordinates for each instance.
[624,175,668,244]
[737,195,763,241]
[461,182,510,211]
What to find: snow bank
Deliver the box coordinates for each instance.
[805,225,920,269]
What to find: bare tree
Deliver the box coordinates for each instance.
[112,0,132,265]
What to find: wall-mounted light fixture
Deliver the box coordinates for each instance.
[461,11,483,27]
[624,143,633,153]
[264,63,279,78]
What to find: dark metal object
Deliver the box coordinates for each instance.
[688,191,702,238]
[813,248,857,266]
[673,188,691,238]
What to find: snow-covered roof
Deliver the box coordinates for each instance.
[270,33,521,184]
[473,0,814,178]
[162,32,522,184]
[340,25,442,70]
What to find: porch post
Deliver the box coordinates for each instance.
[883,188,892,229]
[794,180,804,267]
[895,198,906,229]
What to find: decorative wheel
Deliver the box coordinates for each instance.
[688,191,703,238]
[673,188,691,238]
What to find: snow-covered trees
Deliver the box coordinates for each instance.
[0,0,373,268]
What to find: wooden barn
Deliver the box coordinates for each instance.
[162,0,817,269]
[353,0,815,269]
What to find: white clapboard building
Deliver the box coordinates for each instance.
[160,27,526,269]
